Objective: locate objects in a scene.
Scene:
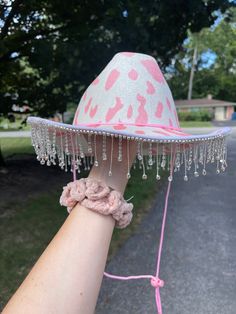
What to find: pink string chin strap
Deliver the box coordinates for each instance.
[72,152,174,314]
[104,178,172,314]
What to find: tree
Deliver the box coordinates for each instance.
[168,7,236,102]
[0,0,234,167]
[0,0,233,116]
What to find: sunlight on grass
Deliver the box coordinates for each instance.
[0,118,30,132]
[0,191,66,308]
[180,121,212,128]
[0,138,33,158]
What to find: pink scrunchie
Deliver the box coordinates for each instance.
[59,178,133,229]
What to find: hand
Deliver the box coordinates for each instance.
[89,136,137,194]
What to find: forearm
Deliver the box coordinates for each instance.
[3,204,115,314]
[3,137,136,314]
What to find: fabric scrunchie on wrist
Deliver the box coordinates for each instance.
[59,178,133,229]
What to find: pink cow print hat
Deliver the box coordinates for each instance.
[73,51,181,137]
[28,52,230,181]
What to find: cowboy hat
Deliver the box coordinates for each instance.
[27,52,230,180]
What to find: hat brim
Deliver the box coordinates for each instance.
[27,116,231,143]
[27,116,230,179]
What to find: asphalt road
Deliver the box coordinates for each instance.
[96,129,236,314]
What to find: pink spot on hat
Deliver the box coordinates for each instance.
[92,77,99,85]
[135,94,148,124]
[155,102,163,118]
[82,91,87,101]
[152,129,171,136]
[174,110,180,127]
[127,105,133,119]
[146,81,155,94]
[169,118,173,127]
[128,69,138,80]
[135,130,145,134]
[73,108,80,125]
[141,59,165,83]
[85,97,92,114]
[166,97,172,111]
[90,105,98,118]
[105,69,120,90]
[106,97,123,122]
[121,52,135,57]
[113,124,127,130]
[88,121,102,128]
[168,129,190,136]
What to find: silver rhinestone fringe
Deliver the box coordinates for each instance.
[29,118,229,181]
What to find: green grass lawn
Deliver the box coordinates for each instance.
[0,118,30,132]
[0,138,33,158]
[0,192,67,308]
[179,121,212,128]
[0,126,30,132]
[0,138,161,308]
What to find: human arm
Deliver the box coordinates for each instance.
[3,137,136,314]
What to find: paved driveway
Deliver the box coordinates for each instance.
[96,129,236,314]
[0,131,30,138]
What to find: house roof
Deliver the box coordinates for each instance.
[175,98,236,108]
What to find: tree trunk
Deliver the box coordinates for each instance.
[0,144,8,173]
[187,45,198,100]
[0,145,6,167]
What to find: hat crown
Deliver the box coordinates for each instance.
[73,52,179,129]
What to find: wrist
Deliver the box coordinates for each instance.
[88,137,137,194]
[88,164,129,194]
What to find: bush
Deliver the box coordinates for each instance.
[178,110,212,121]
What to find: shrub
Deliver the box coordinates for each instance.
[178,110,212,121]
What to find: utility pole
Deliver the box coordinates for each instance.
[187,45,198,100]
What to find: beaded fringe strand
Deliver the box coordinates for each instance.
[29,121,228,181]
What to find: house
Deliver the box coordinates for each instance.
[175,95,236,121]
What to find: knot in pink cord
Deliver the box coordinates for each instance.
[151,277,164,288]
